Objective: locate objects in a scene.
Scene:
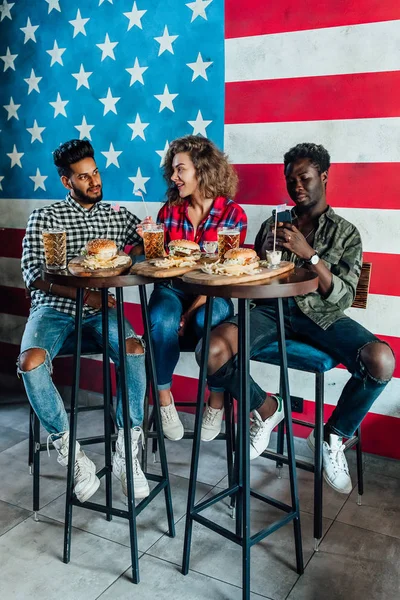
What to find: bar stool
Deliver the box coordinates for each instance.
[254,262,371,550]
[27,345,115,520]
[39,271,175,584]
[175,268,318,600]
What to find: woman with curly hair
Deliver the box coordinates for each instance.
[148,135,247,441]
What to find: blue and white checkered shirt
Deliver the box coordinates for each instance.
[21,194,141,317]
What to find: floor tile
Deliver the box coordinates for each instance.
[40,472,212,553]
[336,471,400,539]
[0,424,28,452]
[287,521,400,600]
[147,436,231,487]
[0,401,31,434]
[0,515,133,600]
[0,500,31,536]
[97,554,269,599]
[148,491,332,600]
[364,453,400,480]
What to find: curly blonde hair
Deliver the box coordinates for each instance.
[163,135,238,205]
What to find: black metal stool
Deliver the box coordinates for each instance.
[254,340,363,551]
[39,271,175,584]
[174,266,318,600]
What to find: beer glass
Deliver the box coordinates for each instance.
[143,223,165,259]
[217,226,240,259]
[42,228,67,270]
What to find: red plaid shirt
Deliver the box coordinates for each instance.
[157,196,247,250]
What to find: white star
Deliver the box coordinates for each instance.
[20,17,39,43]
[27,120,45,143]
[126,57,148,86]
[99,88,120,115]
[0,1,14,21]
[101,142,122,168]
[30,168,48,191]
[45,0,61,14]
[154,84,178,112]
[7,145,24,168]
[1,47,17,72]
[24,69,42,94]
[186,0,212,22]
[96,33,118,61]
[72,64,92,90]
[155,140,170,166]
[0,176,4,191]
[188,110,212,136]
[129,168,150,193]
[46,40,66,67]
[99,0,112,4]
[187,52,213,81]
[74,116,94,140]
[69,9,89,37]
[124,1,146,30]
[127,114,149,141]
[3,97,20,120]
[49,92,69,118]
[154,25,178,56]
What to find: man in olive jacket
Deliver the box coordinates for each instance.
[204,142,395,495]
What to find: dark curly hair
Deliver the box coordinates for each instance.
[283,143,331,175]
[163,135,238,205]
[53,139,95,178]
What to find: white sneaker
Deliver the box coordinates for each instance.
[160,394,184,441]
[307,431,352,494]
[113,427,150,499]
[50,432,100,503]
[249,395,284,460]
[201,405,224,442]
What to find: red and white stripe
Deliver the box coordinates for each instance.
[1,2,399,458]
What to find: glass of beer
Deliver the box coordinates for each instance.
[217,226,240,260]
[42,228,67,270]
[143,223,165,259]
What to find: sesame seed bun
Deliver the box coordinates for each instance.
[223,248,257,262]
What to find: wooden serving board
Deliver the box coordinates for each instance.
[182,261,295,286]
[130,259,201,279]
[68,252,132,277]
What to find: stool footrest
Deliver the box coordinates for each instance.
[262,449,315,472]
[192,485,240,515]
[192,513,242,545]
[250,512,298,547]
[249,490,292,513]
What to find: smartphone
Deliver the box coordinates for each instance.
[272,209,292,224]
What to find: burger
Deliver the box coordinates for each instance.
[201,247,260,276]
[82,238,131,270]
[168,239,200,259]
[152,239,201,268]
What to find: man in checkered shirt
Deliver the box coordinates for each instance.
[19,139,150,503]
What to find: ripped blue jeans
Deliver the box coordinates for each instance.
[207,298,393,438]
[18,307,146,434]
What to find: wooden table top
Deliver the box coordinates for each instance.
[42,267,159,289]
[174,267,318,299]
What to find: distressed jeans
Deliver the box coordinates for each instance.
[207,298,393,437]
[149,282,233,391]
[18,307,146,434]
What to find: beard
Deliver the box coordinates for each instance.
[70,182,103,205]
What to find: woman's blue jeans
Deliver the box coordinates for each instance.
[18,307,146,434]
[149,283,233,391]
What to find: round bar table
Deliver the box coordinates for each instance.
[42,268,175,583]
[174,267,318,600]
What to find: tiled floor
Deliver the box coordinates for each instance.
[1,393,400,600]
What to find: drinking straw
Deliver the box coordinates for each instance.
[134,189,150,217]
[273,209,278,252]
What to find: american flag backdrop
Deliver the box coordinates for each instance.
[0,0,399,458]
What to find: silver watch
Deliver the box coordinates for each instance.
[305,252,320,265]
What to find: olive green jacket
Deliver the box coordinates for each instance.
[254,206,363,330]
